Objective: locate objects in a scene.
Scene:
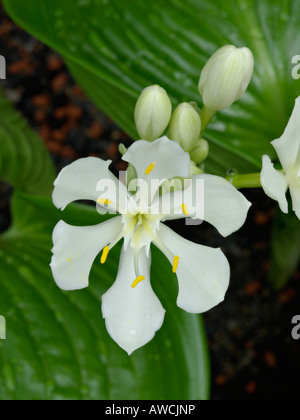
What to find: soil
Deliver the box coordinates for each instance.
[0,3,300,401]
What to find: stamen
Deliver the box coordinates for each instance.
[134,241,141,280]
[68,258,71,262]
[182,203,189,216]
[101,246,110,264]
[97,198,112,206]
[172,256,180,273]
[142,218,175,263]
[131,276,145,288]
[145,162,156,175]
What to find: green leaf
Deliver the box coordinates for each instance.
[3,0,300,175]
[0,89,55,195]
[0,193,210,400]
[269,209,300,289]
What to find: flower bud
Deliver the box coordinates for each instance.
[190,139,209,164]
[168,103,201,152]
[134,85,172,141]
[199,45,254,112]
[189,161,204,177]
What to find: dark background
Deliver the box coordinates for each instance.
[0,2,300,400]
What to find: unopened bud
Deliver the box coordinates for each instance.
[190,139,209,164]
[169,103,201,152]
[134,85,172,141]
[199,45,254,112]
[189,161,204,177]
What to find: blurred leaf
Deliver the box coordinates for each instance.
[0,193,210,400]
[0,89,55,194]
[3,0,300,175]
[269,209,300,289]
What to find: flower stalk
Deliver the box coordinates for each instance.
[226,172,262,189]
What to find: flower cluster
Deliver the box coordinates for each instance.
[51,136,252,354]
[134,45,254,179]
[52,43,290,355]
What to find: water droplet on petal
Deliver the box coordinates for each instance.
[226,168,238,178]
[129,329,137,336]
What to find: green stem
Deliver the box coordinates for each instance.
[200,106,215,135]
[226,172,262,189]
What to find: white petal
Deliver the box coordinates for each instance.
[52,157,128,212]
[162,174,251,237]
[51,216,123,290]
[102,245,165,355]
[200,175,251,236]
[157,224,230,314]
[261,155,288,213]
[271,97,300,172]
[123,137,190,183]
[289,183,300,220]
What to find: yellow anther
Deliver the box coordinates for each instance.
[182,203,189,216]
[97,198,112,206]
[101,246,110,264]
[172,256,180,273]
[145,162,156,175]
[131,276,145,288]
[68,258,71,262]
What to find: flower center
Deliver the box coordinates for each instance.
[100,208,179,288]
[123,210,161,251]
[99,160,182,288]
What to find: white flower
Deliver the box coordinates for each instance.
[199,45,254,112]
[51,137,251,354]
[261,97,300,220]
[134,85,172,141]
